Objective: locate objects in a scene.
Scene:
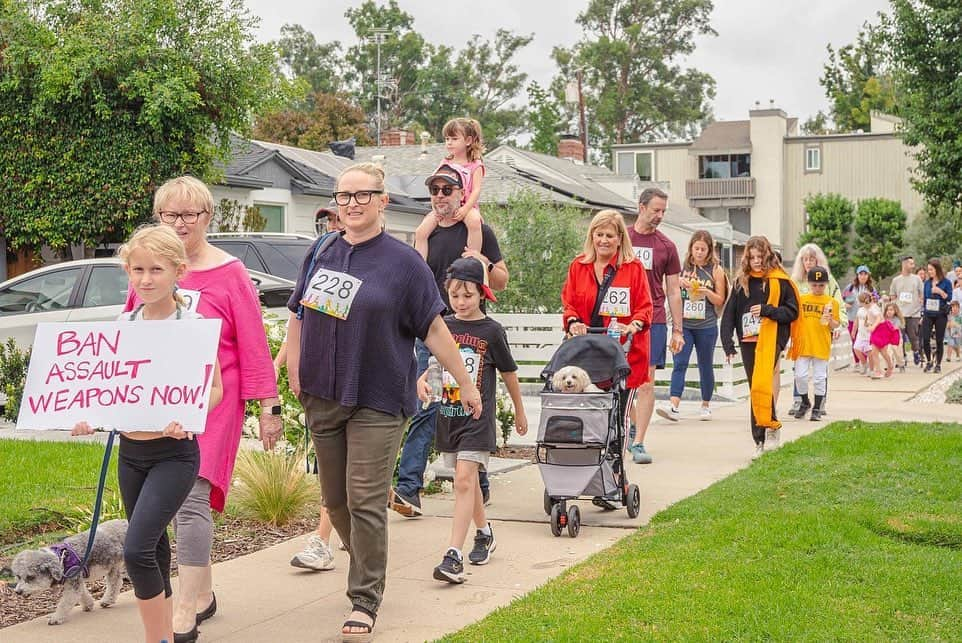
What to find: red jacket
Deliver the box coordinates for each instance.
[561,255,654,388]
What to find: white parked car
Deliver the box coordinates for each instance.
[0,258,294,351]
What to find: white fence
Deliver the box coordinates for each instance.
[490,313,853,400]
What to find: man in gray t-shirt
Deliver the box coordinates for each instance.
[890,255,924,365]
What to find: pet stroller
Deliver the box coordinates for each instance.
[537,332,641,538]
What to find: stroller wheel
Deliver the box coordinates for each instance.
[550,503,563,537]
[626,484,641,519]
[543,489,554,516]
[566,505,581,538]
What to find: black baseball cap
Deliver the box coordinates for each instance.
[424,163,463,188]
[807,266,830,283]
[315,199,338,219]
[446,257,496,301]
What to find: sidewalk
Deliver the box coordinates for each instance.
[4,363,959,642]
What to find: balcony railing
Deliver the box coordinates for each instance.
[685,177,756,201]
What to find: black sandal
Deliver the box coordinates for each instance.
[341,604,377,643]
[196,592,217,625]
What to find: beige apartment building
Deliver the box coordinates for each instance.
[612,106,922,260]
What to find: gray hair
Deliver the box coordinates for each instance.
[639,187,668,206]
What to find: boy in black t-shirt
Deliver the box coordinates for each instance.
[417,258,527,584]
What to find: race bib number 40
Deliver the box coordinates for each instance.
[683,299,706,320]
[633,247,653,270]
[301,268,362,320]
[599,287,630,318]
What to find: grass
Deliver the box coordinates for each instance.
[0,438,120,546]
[445,421,962,641]
[231,449,317,526]
[945,377,962,404]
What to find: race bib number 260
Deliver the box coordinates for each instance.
[300,268,363,320]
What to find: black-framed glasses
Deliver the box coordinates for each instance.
[428,185,457,196]
[158,210,206,224]
[332,190,383,206]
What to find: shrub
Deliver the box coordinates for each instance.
[0,338,32,421]
[496,387,517,447]
[945,378,962,405]
[851,197,906,281]
[231,449,316,526]
[798,193,854,278]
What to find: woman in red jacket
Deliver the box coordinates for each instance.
[562,209,654,456]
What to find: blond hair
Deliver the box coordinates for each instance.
[153,176,214,219]
[791,243,832,284]
[117,224,188,306]
[442,118,485,161]
[337,162,386,191]
[580,209,636,266]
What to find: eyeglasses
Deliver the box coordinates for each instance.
[332,190,383,206]
[428,185,457,196]
[158,211,206,224]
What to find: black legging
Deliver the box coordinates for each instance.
[118,435,199,600]
[920,314,948,366]
[739,341,782,445]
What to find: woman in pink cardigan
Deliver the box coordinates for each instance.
[125,176,281,642]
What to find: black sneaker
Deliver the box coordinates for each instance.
[433,548,465,583]
[482,487,490,506]
[793,402,811,420]
[810,407,824,421]
[934,364,942,374]
[914,352,921,366]
[388,488,422,518]
[924,363,933,373]
[468,526,497,565]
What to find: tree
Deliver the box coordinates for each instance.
[801,111,832,135]
[798,193,855,277]
[554,0,716,153]
[526,82,564,155]
[485,191,586,313]
[890,1,962,209]
[254,92,373,150]
[819,20,898,133]
[274,23,342,95]
[0,0,281,251]
[901,203,962,266]
[851,198,906,281]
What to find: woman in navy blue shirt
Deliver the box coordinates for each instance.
[921,258,952,373]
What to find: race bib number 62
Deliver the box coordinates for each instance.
[301,268,363,320]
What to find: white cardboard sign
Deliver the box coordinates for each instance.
[17,320,221,432]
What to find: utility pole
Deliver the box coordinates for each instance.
[370,28,391,146]
[577,69,588,163]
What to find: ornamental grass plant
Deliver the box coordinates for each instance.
[231,449,317,527]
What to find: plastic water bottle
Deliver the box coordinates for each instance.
[423,356,443,409]
[607,317,621,342]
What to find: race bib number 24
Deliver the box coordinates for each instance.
[301,268,363,320]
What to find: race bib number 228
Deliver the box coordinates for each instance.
[300,268,363,320]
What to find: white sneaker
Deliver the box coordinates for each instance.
[656,404,681,422]
[766,429,781,450]
[699,407,711,421]
[752,444,765,460]
[290,534,335,571]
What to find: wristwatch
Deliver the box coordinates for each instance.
[264,405,282,416]
[487,261,494,272]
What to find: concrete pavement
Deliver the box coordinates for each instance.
[3,362,959,642]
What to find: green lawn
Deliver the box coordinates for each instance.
[446,421,962,641]
[0,438,119,545]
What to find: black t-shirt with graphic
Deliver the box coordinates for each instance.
[426,222,503,312]
[435,315,517,453]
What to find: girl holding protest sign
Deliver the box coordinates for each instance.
[73,224,223,643]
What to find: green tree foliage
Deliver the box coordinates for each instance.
[820,20,898,133]
[851,198,906,281]
[486,191,586,313]
[0,0,281,251]
[253,92,373,150]
[274,23,342,95]
[902,204,962,266]
[554,0,716,151]
[526,82,564,155]
[798,193,855,277]
[890,1,962,209]
[801,111,832,135]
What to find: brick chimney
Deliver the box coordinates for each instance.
[381,129,417,146]
[558,134,585,162]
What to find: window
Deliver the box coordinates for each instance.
[616,151,653,181]
[699,154,751,179]
[255,204,285,232]
[81,266,129,307]
[805,146,822,172]
[211,241,266,273]
[0,269,81,314]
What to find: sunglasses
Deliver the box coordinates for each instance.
[429,185,458,196]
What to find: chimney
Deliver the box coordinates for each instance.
[558,134,585,163]
[381,128,417,146]
[419,131,431,158]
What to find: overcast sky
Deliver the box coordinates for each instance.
[242,0,890,131]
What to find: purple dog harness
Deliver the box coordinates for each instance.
[50,542,89,580]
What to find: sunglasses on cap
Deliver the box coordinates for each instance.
[429,185,457,196]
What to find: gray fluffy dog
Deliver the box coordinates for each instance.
[11,518,128,625]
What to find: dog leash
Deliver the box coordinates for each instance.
[63,429,117,579]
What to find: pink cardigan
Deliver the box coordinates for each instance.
[125,258,277,511]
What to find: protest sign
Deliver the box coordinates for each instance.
[17,319,221,432]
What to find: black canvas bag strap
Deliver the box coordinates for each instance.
[589,264,618,328]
